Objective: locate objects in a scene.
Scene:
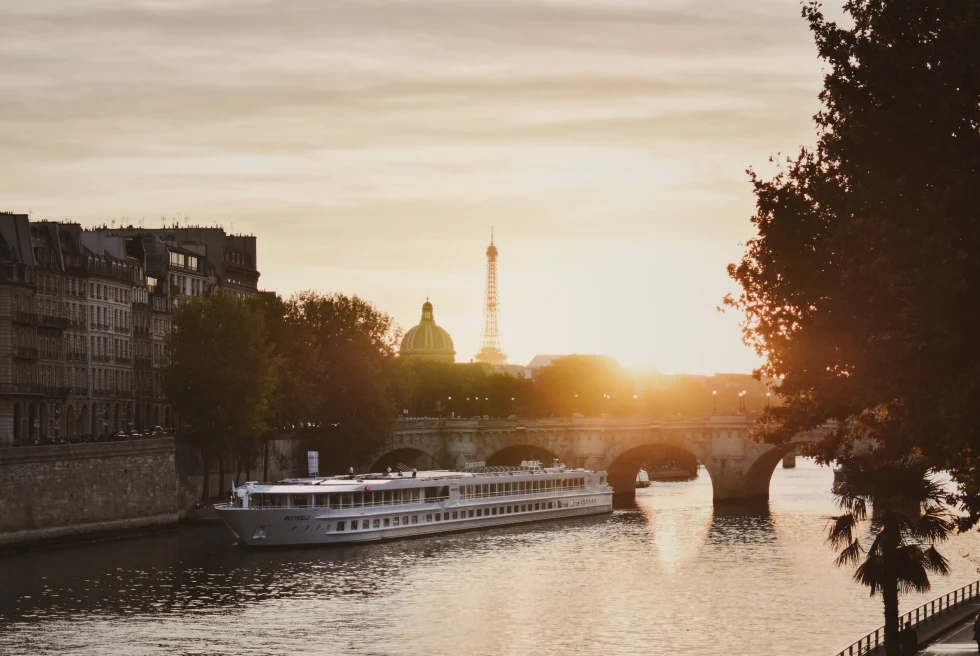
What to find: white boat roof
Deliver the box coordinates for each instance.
[238,467,601,494]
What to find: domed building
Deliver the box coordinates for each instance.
[400,300,456,363]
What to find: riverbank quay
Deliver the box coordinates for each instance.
[918,614,980,654]
[834,581,980,656]
[0,437,179,551]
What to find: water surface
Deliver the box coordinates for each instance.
[3,459,979,655]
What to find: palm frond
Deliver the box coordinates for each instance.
[922,545,951,577]
[912,507,955,543]
[828,514,858,549]
[835,537,864,567]
[854,553,884,595]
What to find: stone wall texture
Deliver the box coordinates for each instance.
[0,437,178,547]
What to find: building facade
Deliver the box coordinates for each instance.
[0,215,264,446]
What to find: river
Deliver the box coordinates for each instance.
[2,459,980,655]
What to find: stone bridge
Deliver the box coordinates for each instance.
[367,416,824,503]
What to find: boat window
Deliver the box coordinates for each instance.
[435,513,441,521]
[467,509,473,517]
[411,515,418,524]
[425,513,432,522]
[373,519,380,528]
[384,491,392,505]
[403,515,409,525]
[476,509,482,517]
[362,519,370,529]
[383,518,390,527]
[336,521,345,531]
[393,517,400,526]
[452,511,458,519]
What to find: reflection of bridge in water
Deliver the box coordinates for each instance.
[370,417,824,503]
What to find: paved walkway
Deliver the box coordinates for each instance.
[920,616,980,654]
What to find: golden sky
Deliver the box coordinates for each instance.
[0,0,824,374]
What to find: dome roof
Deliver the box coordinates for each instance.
[400,300,456,363]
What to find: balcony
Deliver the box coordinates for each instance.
[0,382,42,395]
[116,356,132,364]
[67,351,89,362]
[38,315,70,329]
[0,383,73,397]
[13,311,38,325]
[14,346,38,359]
[91,354,112,363]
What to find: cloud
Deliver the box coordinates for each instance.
[0,0,823,372]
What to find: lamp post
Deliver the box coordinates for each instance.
[712,390,717,413]
[766,392,771,408]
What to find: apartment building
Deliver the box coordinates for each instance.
[0,215,264,446]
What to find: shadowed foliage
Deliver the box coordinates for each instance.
[726,2,980,519]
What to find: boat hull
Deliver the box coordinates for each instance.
[217,492,613,547]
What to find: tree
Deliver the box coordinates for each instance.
[533,355,634,416]
[726,2,980,517]
[286,292,401,470]
[166,293,279,500]
[828,453,952,655]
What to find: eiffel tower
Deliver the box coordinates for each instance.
[476,229,507,365]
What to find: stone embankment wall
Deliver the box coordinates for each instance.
[0,438,178,548]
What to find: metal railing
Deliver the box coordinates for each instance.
[835,580,980,656]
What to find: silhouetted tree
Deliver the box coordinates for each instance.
[166,293,279,500]
[828,454,952,655]
[288,292,401,469]
[533,355,635,416]
[726,2,980,517]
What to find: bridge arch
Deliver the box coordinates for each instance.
[740,442,806,500]
[370,448,443,473]
[606,441,710,498]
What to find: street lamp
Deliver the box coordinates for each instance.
[766,392,771,408]
[712,390,717,413]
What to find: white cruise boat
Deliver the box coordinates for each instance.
[215,461,613,547]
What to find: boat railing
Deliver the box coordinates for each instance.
[460,487,587,500]
[833,579,980,656]
[278,496,451,510]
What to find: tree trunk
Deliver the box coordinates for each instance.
[882,518,902,656]
[218,453,225,500]
[200,449,212,502]
[263,436,270,482]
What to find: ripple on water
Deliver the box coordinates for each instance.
[2,460,980,656]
